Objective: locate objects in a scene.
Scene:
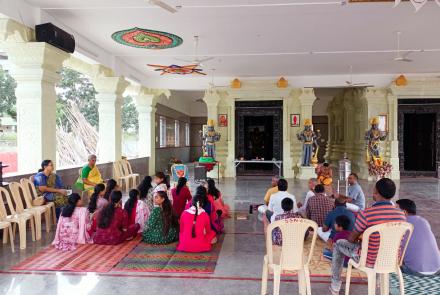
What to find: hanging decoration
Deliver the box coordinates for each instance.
[277,77,288,88]
[112,27,183,49]
[147,64,206,75]
[395,74,408,86]
[394,0,438,11]
[409,0,428,11]
[231,78,241,89]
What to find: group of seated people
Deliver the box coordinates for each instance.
[262,174,440,294]
[37,156,231,254]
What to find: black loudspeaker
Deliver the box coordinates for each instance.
[35,23,75,54]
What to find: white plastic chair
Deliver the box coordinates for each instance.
[20,178,55,231]
[113,161,132,193]
[121,159,140,187]
[0,190,14,252]
[345,222,414,295]
[261,218,318,295]
[9,182,44,241]
[0,187,35,250]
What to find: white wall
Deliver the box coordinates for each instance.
[156,90,206,117]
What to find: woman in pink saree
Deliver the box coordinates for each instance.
[52,194,92,251]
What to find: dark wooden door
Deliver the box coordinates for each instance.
[404,113,436,171]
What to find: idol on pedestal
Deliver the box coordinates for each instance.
[365,117,391,178]
[199,119,221,171]
[296,119,320,167]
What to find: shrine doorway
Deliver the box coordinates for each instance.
[235,101,283,176]
[398,99,440,176]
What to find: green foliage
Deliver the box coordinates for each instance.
[0,66,138,132]
[122,95,139,133]
[56,68,138,132]
[0,66,17,119]
[56,67,99,128]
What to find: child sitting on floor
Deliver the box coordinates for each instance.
[207,178,230,219]
[52,193,92,251]
[272,197,303,246]
[177,193,217,253]
[87,183,107,217]
[323,215,352,266]
[142,191,178,245]
[124,189,150,233]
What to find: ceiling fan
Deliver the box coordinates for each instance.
[344,65,373,87]
[175,36,215,67]
[147,0,178,13]
[304,66,373,89]
[393,31,413,62]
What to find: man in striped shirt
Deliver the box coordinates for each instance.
[329,178,406,294]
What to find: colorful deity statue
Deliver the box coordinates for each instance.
[365,117,388,166]
[296,119,320,167]
[200,119,221,159]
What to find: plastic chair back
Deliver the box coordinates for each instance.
[122,159,133,175]
[20,178,38,209]
[266,218,318,271]
[359,222,413,273]
[0,187,11,220]
[8,182,28,214]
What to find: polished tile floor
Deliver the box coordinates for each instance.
[1,177,439,295]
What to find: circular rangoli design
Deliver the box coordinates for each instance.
[111,27,183,49]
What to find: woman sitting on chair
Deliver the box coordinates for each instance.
[88,191,140,245]
[34,159,68,214]
[52,193,92,251]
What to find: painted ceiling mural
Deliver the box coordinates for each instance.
[147,64,206,75]
[111,27,183,49]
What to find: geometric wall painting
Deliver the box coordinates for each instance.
[147,64,207,75]
[111,27,183,49]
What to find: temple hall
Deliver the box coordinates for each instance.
[0,0,440,294]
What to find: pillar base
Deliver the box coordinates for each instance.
[296,166,316,180]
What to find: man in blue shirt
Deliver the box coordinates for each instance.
[345,173,365,212]
[317,196,355,247]
[396,199,440,276]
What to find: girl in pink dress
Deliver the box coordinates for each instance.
[87,183,107,217]
[207,178,230,219]
[187,185,222,234]
[124,189,150,233]
[52,193,92,251]
[177,194,217,253]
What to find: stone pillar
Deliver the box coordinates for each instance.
[297,88,317,179]
[387,93,400,180]
[203,90,221,178]
[282,91,299,179]
[128,85,169,175]
[223,95,236,178]
[203,90,221,123]
[92,66,129,163]
[6,42,69,172]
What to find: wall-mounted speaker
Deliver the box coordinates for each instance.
[35,23,75,54]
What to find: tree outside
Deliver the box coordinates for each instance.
[0,66,140,172]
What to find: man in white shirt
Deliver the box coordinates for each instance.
[297,178,317,216]
[267,179,298,223]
